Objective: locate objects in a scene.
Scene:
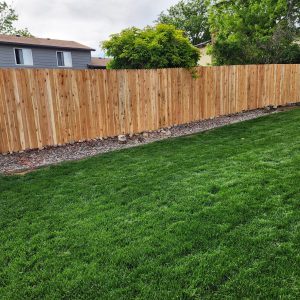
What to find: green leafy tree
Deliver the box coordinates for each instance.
[102,24,200,69]
[156,0,210,45]
[208,0,300,65]
[0,1,32,36]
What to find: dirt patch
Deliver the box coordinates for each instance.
[1,105,298,175]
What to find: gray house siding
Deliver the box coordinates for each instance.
[0,44,91,69]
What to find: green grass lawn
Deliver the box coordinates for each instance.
[1,109,300,299]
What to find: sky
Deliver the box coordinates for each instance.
[8,0,178,57]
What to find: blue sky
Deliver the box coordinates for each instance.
[8,0,178,57]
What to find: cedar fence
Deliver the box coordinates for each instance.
[0,65,299,153]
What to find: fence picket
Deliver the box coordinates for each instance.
[0,65,299,153]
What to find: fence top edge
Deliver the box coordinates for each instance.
[0,64,298,73]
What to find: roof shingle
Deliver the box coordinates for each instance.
[0,34,95,51]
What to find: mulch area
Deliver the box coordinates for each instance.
[0,105,296,175]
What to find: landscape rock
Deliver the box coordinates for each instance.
[118,135,127,144]
[0,105,292,175]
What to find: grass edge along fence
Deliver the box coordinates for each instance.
[0,65,299,153]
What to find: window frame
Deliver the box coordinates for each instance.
[14,48,33,66]
[56,51,65,67]
[56,51,72,68]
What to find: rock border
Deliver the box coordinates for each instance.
[0,104,298,175]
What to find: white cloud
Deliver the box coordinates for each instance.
[8,0,178,56]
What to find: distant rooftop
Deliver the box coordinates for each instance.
[0,34,95,51]
[88,57,111,69]
[195,40,211,48]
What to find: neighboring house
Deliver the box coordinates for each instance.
[195,41,212,66]
[88,57,112,69]
[0,34,95,69]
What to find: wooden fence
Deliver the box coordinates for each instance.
[0,65,299,153]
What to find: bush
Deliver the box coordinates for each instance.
[102,24,200,69]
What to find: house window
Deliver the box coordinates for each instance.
[14,48,33,65]
[56,51,72,67]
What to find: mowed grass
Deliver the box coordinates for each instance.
[1,109,300,299]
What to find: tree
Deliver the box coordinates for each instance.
[0,1,31,36]
[208,0,300,65]
[102,24,200,69]
[156,0,210,45]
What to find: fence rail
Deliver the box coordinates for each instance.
[0,65,299,153]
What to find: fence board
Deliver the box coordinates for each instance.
[0,65,299,153]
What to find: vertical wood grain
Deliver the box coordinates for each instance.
[0,65,299,153]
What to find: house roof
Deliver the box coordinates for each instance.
[0,34,95,51]
[89,57,111,68]
[195,40,211,48]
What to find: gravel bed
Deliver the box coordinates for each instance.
[0,106,295,174]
